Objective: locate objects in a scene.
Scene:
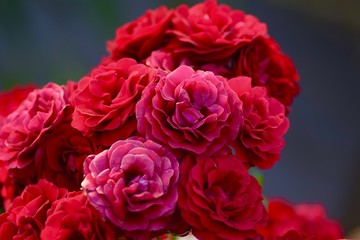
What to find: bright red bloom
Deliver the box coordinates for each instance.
[107,6,174,62]
[233,36,300,112]
[71,58,158,147]
[178,154,267,240]
[168,0,267,63]
[0,83,68,170]
[229,76,289,169]
[0,179,67,239]
[41,191,121,239]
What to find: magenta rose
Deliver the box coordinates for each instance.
[229,76,289,169]
[168,0,267,62]
[81,137,179,238]
[0,82,68,170]
[71,58,158,147]
[178,154,267,240]
[136,65,241,157]
[0,179,67,239]
[107,6,174,62]
[233,36,300,112]
[41,191,121,240]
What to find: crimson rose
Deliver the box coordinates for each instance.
[229,76,289,169]
[41,191,120,239]
[168,0,267,63]
[82,137,179,239]
[136,65,241,157]
[71,58,158,147]
[0,179,67,239]
[178,154,267,240]
[107,6,174,62]
[233,36,300,112]
[0,82,68,170]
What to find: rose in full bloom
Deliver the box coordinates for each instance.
[257,198,344,239]
[229,76,289,169]
[178,154,267,240]
[82,137,179,238]
[136,65,241,157]
[0,84,35,126]
[168,0,267,63]
[0,82,68,170]
[41,191,121,239]
[0,179,67,239]
[71,58,158,147]
[233,36,300,112]
[107,6,174,62]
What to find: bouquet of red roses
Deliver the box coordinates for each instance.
[0,0,344,239]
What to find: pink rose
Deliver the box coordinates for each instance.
[233,36,300,112]
[82,137,179,238]
[0,179,67,239]
[71,58,158,147]
[136,65,241,157]
[168,0,267,62]
[41,191,121,239]
[257,198,344,239]
[229,76,289,169]
[0,82,68,170]
[107,6,174,61]
[178,154,267,240]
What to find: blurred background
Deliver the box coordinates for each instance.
[1,0,359,236]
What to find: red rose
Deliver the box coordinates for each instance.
[35,114,98,191]
[168,0,267,62]
[257,198,344,239]
[233,36,300,112]
[0,179,67,239]
[41,191,121,240]
[178,154,267,240]
[229,76,289,169]
[0,82,68,170]
[71,58,158,147]
[107,6,174,61]
[82,137,179,238]
[136,65,241,157]
[0,84,35,126]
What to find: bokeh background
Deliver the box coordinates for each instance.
[1,0,359,236]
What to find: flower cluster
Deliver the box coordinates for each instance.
[0,0,343,239]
